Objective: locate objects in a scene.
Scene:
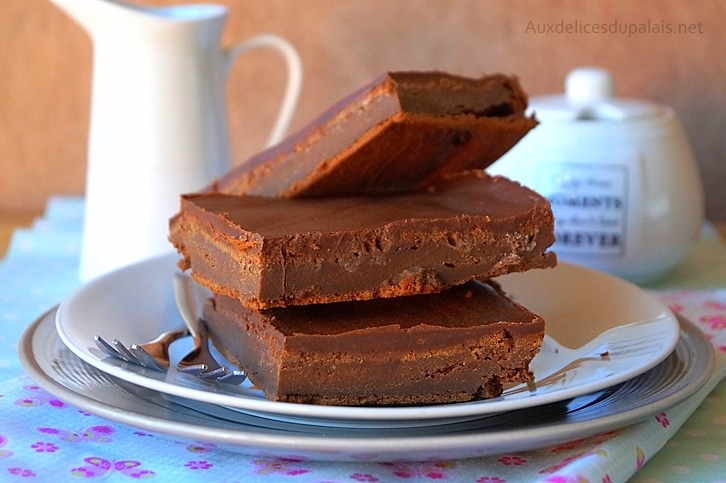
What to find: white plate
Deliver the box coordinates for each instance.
[22,307,713,461]
[55,254,680,424]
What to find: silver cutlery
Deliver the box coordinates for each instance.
[92,273,246,385]
[172,272,246,385]
[93,326,187,372]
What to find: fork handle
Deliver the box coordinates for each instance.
[177,319,223,372]
[146,326,189,350]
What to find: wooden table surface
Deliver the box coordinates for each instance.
[0,209,41,258]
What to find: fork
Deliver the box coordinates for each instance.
[173,272,247,385]
[93,326,188,372]
[92,274,245,385]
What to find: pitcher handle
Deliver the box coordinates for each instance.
[226,34,303,148]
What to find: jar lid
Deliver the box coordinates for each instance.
[530,67,664,121]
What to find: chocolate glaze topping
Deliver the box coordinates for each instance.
[204,279,544,406]
[169,70,552,406]
[170,171,556,309]
[208,72,537,198]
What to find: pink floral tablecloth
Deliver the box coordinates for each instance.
[1,196,725,482]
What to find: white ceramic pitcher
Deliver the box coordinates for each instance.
[50,0,303,281]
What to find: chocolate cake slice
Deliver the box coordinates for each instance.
[208,71,537,198]
[203,279,544,406]
[170,171,556,309]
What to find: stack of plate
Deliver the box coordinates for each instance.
[19,255,714,462]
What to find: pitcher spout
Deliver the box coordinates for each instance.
[50,0,132,36]
[49,0,226,37]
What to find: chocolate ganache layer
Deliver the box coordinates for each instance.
[203,279,544,406]
[170,171,556,309]
[208,71,537,198]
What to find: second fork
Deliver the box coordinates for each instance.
[173,272,246,384]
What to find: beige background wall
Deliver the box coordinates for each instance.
[2,0,724,220]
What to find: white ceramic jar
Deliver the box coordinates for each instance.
[489,67,704,283]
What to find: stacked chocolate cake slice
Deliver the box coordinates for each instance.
[169,72,557,406]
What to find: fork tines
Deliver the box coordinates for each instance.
[93,333,246,385]
[93,334,166,372]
